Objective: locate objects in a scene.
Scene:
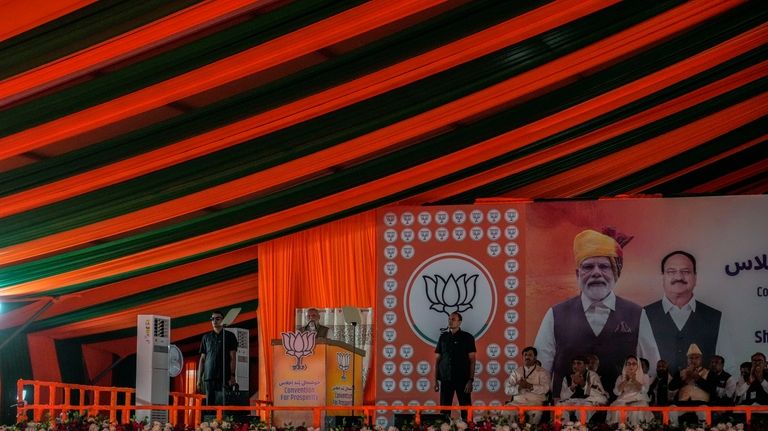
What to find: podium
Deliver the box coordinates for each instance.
[271,335,364,427]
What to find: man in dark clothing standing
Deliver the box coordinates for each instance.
[197,310,238,406]
[434,312,476,422]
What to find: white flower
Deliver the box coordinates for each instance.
[456,420,468,431]
[440,423,451,431]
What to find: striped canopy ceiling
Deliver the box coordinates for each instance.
[0,0,766,358]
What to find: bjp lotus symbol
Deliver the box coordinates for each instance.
[281,331,317,370]
[424,273,478,315]
[337,352,351,379]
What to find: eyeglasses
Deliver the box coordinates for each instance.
[210,316,223,321]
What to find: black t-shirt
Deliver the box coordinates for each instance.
[435,328,476,383]
[199,330,238,381]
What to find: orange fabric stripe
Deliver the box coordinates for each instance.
[0,298,49,329]
[0,0,612,218]
[34,273,257,338]
[724,174,768,194]
[627,135,767,193]
[0,1,748,295]
[0,0,269,105]
[0,246,257,326]
[402,57,768,203]
[505,93,768,197]
[686,158,768,193]
[0,0,450,159]
[0,0,95,43]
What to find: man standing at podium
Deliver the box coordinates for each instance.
[198,310,238,406]
[301,307,330,338]
[434,312,476,422]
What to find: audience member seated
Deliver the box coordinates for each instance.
[640,357,650,375]
[649,359,675,407]
[607,355,654,425]
[735,352,768,405]
[557,355,608,422]
[587,354,600,374]
[710,355,737,405]
[669,343,717,426]
[504,346,550,424]
[708,354,737,423]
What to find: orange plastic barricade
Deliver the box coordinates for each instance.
[16,379,766,428]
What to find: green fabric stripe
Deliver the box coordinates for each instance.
[0,0,542,196]
[0,1,202,79]
[0,1,749,289]
[29,261,256,331]
[644,131,768,195]
[4,238,260,300]
[0,1,682,246]
[0,0,364,137]
[591,125,768,196]
[718,171,768,194]
[447,82,768,200]
[65,300,259,344]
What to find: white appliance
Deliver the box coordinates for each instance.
[226,327,249,390]
[136,315,170,424]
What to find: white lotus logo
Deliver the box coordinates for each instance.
[423,273,478,315]
[281,331,316,370]
[337,352,351,379]
[405,253,497,346]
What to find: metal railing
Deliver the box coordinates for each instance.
[16,380,766,428]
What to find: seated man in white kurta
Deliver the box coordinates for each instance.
[558,355,608,422]
[504,346,551,424]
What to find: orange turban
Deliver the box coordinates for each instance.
[573,229,621,265]
[573,229,632,277]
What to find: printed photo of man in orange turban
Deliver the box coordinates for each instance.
[534,228,660,399]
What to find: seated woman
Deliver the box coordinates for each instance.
[607,355,654,425]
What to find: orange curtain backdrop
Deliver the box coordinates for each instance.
[257,211,376,403]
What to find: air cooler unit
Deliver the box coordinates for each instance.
[225,327,249,391]
[136,315,171,424]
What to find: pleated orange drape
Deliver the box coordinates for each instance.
[257,210,377,403]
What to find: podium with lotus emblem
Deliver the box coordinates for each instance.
[271,332,364,427]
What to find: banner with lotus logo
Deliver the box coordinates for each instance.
[376,205,526,427]
[374,196,768,428]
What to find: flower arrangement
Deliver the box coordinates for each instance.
[0,414,758,431]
